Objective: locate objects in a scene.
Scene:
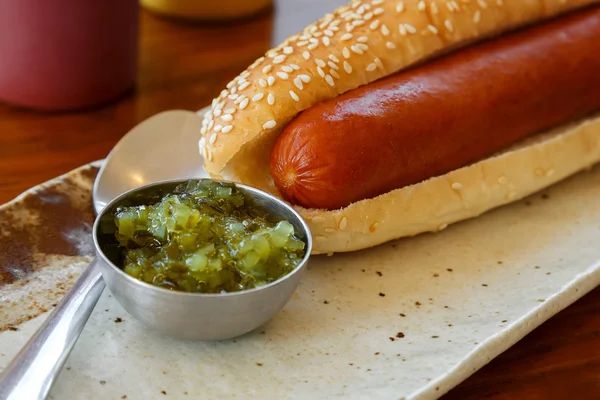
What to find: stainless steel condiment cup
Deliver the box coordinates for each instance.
[93,178,312,341]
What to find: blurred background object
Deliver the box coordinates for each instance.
[140,0,273,21]
[0,0,139,111]
[270,0,346,44]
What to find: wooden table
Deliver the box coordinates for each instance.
[0,2,598,398]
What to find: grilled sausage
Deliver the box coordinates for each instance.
[270,6,600,210]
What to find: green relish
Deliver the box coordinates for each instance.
[108,180,306,293]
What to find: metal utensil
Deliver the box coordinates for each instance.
[0,110,206,400]
[95,179,311,341]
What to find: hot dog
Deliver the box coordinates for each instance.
[199,0,600,254]
[270,5,600,210]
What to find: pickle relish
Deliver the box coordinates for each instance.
[106,180,306,293]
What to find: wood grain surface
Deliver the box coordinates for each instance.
[0,1,598,398]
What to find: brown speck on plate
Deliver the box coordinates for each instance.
[497,261,503,265]
[323,300,329,304]
[482,284,488,287]
[100,380,106,385]
[415,301,421,306]
[121,396,127,399]
[535,266,541,269]
[399,313,406,317]
[374,352,380,355]
[502,320,508,323]
[256,362,263,366]
[396,332,405,338]
[447,268,453,272]
[376,271,382,276]
[389,337,395,341]
[432,336,439,339]
[114,317,123,323]
[433,273,439,277]
[379,293,385,297]
[161,390,167,395]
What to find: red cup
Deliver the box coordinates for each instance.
[0,0,139,111]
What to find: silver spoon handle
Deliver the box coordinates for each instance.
[0,259,105,400]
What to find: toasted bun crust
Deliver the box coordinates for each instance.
[198,0,600,253]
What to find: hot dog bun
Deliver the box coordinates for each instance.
[200,0,597,179]
[199,0,600,254]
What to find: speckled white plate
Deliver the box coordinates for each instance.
[1,158,599,400]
